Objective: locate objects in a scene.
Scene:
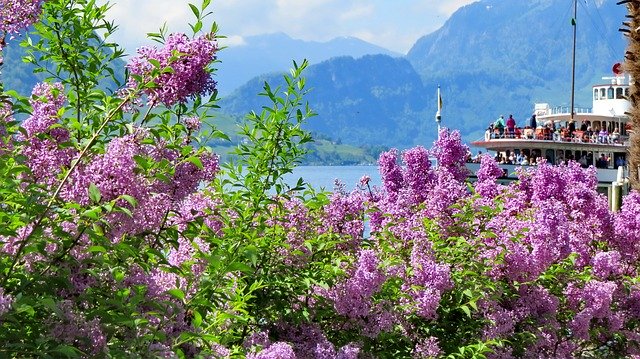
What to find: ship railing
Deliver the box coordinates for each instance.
[546,106,592,115]
[484,129,628,145]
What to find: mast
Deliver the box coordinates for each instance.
[435,85,442,132]
[570,0,577,121]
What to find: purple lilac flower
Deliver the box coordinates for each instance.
[413,336,442,358]
[244,331,271,350]
[401,146,435,203]
[126,33,218,106]
[0,287,14,318]
[21,82,66,136]
[592,251,623,279]
[378,148,403,196]
[148,343,177,358]
[0,0,43,35]
[474,154,504,198]
[325,249,385,318]
[19,83,74,186]
[248,342,296,359]
[336,343,360,359]
[271,322,337,359]
[184,116,201,132]
[50,300,107,355]
[431,128,470,182]
[613,191,640,260]
[322,190,366,248]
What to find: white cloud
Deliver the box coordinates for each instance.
[100,0,476,54]
[220,35,246,48]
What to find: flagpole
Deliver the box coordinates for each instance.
[435,85,442,133]
[570,0,577,121]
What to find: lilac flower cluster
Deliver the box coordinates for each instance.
[0,0,43,35]
[321,249,385,319]
[248,323,361,359]
[50,300,107,355]
[126,33,218,106]
[19,83,75,186]
[0,287,13,318]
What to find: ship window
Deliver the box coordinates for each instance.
[616,87,623,99]
[594,89,599,100]
[608,87,614,99]
[600,88,606,98]
[625,88,630,98]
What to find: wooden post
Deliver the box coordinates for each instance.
[621,1,640,190]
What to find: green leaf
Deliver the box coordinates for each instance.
[189,3,200,18]
[88,183,102,203]
[186,156,203,169]
[461,305,471,318]
[192,310,202,328]
[167,288,185,301]
[88,245,107,253]
[228,262,253,274]
[193,20,203,33]
[120,195,138,207]
[463,289,473,298]
[52,344,81,358]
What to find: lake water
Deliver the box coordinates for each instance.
[283,165,381,191]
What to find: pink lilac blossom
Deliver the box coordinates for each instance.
[321,190,366,248]
[0,0,43,35]
[271,322,342,359]
[19,83,75,186]
[267,198,315,266]
[0,287,13,317]
[613,191,640,260]
[401,146,435,203]
[474,154,505,198]
[248,342,296,359]
[184,116,201,132]
[322,249,385,318]
[430,128,470,182]
[126,32,218,106]
[592,251,623,279]
[50,300,107,355]
[413,336,442,358]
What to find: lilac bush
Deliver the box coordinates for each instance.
[1,0,640,357]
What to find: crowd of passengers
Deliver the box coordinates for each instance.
[486,114,624,144]
[467,150,625,169]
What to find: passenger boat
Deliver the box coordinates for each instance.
[466,0,629,209]
[469,69,629,203]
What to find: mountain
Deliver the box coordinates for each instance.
[219,0,628,149]
[406,0,627,140]
[1,42,48,96]
[216,32,401,95]
[221,54,432,148]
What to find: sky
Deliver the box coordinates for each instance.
[104,0,477,55]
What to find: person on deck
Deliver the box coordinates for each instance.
[529,114,537,129]
[598,128,609,143]
[506,114,516,138]
[568,120,576,137]
[495,115,505,138]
